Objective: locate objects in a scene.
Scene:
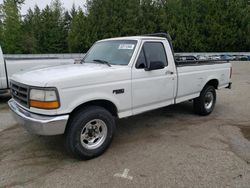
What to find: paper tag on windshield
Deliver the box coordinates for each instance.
[118,44,135,50]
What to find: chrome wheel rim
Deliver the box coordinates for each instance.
[204,91,214,110]
[80,119,108,150]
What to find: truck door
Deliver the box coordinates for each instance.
[132,41,176,115]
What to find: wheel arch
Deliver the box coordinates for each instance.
[70,99,118,118]
[204,79,219,89]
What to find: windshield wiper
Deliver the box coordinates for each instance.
[93,59,112,67]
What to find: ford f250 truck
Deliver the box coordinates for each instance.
[0,46,74,95]
[8,33,232,160]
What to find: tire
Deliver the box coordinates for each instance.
[65,106,115,160]
[193,85,216,116]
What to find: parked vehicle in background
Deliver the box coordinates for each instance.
[231,55,237,61]
[239,55,249,61]
[209,55,221,60]
[0,46,75,95]
[175,55,198,61]
[8,33,232,160]
[220,55,234,61]
[197,55,207,60]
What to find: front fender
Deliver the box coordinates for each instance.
[65,92,120,114]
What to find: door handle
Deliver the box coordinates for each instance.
[165,71,174,75]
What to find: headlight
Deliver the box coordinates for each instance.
[29,88,60,109]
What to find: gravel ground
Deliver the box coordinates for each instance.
[0,61,250,188]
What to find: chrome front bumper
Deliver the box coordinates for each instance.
[8,99,69,136]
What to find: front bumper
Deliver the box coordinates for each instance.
[8,99,69,136]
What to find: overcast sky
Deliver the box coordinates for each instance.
[0,0,86,14]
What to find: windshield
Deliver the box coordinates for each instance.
[83,40,137,66]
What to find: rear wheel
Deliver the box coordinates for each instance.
[65,106,115,160]
[193,85,216,116]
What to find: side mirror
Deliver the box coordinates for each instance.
[145,61,165,71]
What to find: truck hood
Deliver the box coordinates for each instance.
[11,63,131,88]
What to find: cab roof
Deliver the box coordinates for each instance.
[99,35,167,42]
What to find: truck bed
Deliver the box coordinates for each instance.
[175,60,231,104]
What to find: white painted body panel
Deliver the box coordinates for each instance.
[5,59,74,79]
[11,63,133,116]
[0,46,74,90]
[0,47,7,89]
[176,63,231,103]
[6,59,74,86]
[9,36,232,119]
[131,39,177,115]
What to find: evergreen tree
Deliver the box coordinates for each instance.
[2,0,23,53]
[39,0,67,53]
[68,8,88,52]
[64,10,72,31]
[21,8,38,53]
[70,3,77,18]
[1,0,249,53]
[86,0,141,44]
[137,0,163,34]
[0,20,3,46]
[0,5,3,45]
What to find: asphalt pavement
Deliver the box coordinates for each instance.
[0,61,250,188]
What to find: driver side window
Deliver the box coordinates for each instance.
[136,42,168,69]
[144,42,168,66]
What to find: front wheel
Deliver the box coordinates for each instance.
[65,106,115,160]
[193,85,216,116]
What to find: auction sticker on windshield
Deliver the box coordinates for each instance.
[118,44,135,50]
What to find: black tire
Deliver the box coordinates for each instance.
[65,106,115,160]
[193,85,216,116]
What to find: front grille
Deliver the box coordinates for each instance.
[10,81,29,108]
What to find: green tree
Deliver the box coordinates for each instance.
[86,0,141,44]
[0,4,3,45]
[2,0,23,53]
[160,0,250,52]
[37,0,68,53]
[70,3,77,18]
[0,20,3,46]
[68,8,88,52]
[137,0,164,34]
[21,8,38,53]
[1,0,250,54]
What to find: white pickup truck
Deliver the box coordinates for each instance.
[8,33,232,160]
[0,47,74,94]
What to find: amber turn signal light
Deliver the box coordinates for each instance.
[30,100,59,109]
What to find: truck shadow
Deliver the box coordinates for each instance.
[0,100,214,188]
[0,94,11,111]
[116,101,197,134]
[0,94,11,103]
[0,101,205,165]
